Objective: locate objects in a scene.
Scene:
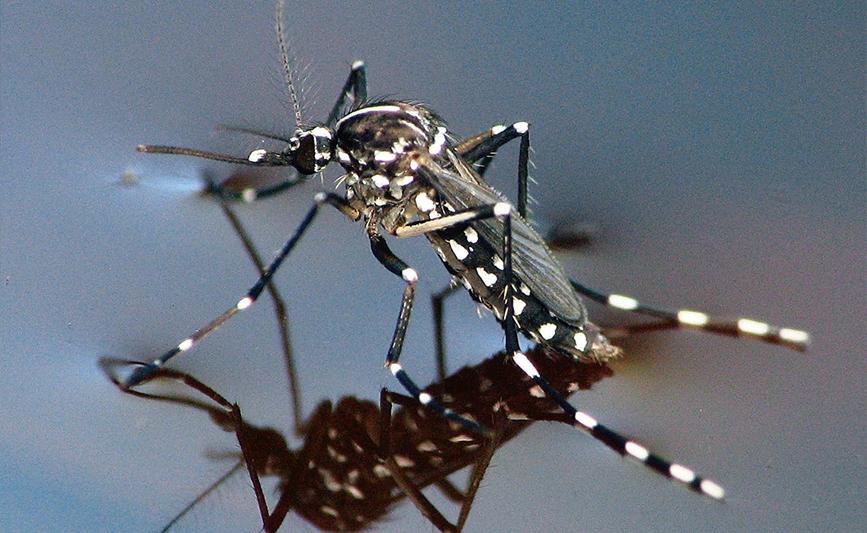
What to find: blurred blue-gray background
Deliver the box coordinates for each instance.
[2,1,863,532]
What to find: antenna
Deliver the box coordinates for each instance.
[276,1,303,128]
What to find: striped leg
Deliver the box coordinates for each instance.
[510,351,725,500]
[119,192,360,388]
[367,225,491,435]
[571,281,810,351]
[453,121,531,217]
[324,60,368,127]
[452,121,809,354]
[206,179,304,432]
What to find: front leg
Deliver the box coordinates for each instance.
[119,192,359,388]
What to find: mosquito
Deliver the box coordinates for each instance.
[111,0,810,506]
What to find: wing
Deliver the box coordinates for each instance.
[421,150,587,325]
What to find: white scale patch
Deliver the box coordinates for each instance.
[429,126,447,155]
[449,240,470,260]
[539,323,557,340]
[574,411,598,429]
[512,352,540,377]
[415,191,435,212]
[573,332,588,350]
[247,149,267,162]
[476,267,498,287]
[417,440,438,452]
[374,150,397,162]
[512,297,527,316]
[370,174,389,188]
[394,455,415,468]
[701,480,726,500]
[780,328,810,343]
[677,309,709,326]
[609,294,639,310]
[395,174,414,186]
[463,226,478,243]
[738,318,770,335]
[392,137,411,153]
[669,464,696,483]
[625,441,650,461]
[492,255,504,270]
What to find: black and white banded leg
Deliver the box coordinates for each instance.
[511,351,726,499]
[120,192,359,388]
[452,121,532,217]
[571,281,810,351]
[117,190,492,434]
[205,177,304,431]
[445,121,810,355]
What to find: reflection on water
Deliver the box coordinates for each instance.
[101,346,612,532]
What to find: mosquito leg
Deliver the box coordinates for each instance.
[432,121,541,378]
[367,228,488,435]
[427,197,728,500]
[325,60,368,127]
[571,280,810,351]
[454,122,531,218]
[508,348,726,499]
[453,122,808,352]
[119,192,360,388]
[207,180,304,434]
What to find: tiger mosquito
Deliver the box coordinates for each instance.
[112,0,810,506]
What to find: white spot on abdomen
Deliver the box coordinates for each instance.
[539,323,557,340]
[464,226,478,243]
[449,240,470,260]
[476,267,497,287]
[415,191,435,212]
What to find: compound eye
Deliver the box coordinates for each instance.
[290,134,318,174]
[289,128,333,174]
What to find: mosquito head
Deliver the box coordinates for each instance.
[247,126,335,175]
[290,126,335,174]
